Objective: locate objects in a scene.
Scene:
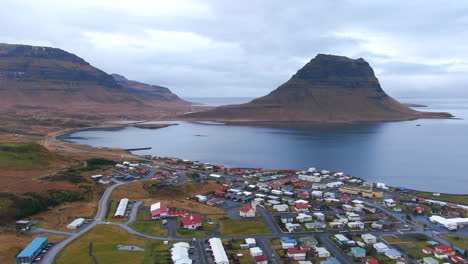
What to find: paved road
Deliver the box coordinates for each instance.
[30,228,74,236]
[318,235,354,264]
[42,180,126,264]
[125,201,142,225]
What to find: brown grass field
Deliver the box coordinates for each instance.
[31,201,98,230]
[112,181,225,214]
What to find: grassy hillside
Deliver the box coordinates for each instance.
[0,142,59,169]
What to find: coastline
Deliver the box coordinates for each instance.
[55,123,468,198]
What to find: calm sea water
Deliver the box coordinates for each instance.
[66,98,468,194]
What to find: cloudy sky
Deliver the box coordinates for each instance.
[1,0,468,98]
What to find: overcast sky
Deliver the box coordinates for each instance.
[1,0,468,98]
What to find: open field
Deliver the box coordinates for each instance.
[406,190,468,205]
[112,181,225,214]
[130,221,168,237]
[0,142,69,187]
[31,201,98,230]
[219,218,271,236]
[54,224,176,264]
[0,231,68,264]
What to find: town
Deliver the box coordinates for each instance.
[15,155,468,264]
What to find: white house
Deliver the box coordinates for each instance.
[384,199,397,207]
[348,221,365,229]
[239,203,256,217]
[273,204,289,212]
[361,234,377,244]
[313,212,325,221]
[281,237,297,249]
[346,212,361,221]
[297,213,313,222]
[315,247,331,258]
[249,247,263,257]
[373,242,389,253]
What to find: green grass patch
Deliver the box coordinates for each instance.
[55,225,175,264]
[406,190,468,205]
[219,218,271,236]
[130,221,168,237]
[0,142,59,169]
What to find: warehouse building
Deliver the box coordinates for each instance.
[16,236,48,264]
[67,218,85,229]
[114,198,129,218]
[208,238,229,264]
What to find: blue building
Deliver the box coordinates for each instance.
[16,236,48,264]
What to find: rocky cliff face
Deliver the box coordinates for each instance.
[0,43,190,118]
[183,54,452,122]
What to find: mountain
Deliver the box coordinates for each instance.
[0,43,190,119]
[183,54,452,122]
[110,74,189,106]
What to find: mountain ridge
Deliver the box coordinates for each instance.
[0,43,191,119]
[182,54,453,122]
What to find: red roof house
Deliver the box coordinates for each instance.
[215,190,226,196]
[182,213,202,229]
[295,203,309,212]
[239,203,256,217]
[367,259,379,264]
[151,202,168,219]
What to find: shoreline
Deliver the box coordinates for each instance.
[55,123,468,197]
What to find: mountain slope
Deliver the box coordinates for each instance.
[111,74,190,106]
[0,43,190,119]
[183,54,452,122]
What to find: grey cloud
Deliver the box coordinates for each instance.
[1,0,468,98]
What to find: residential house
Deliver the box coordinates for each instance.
[313,212,325,221]
[295,203,310,212]
[281,213,295,224]
[384,199,397,207]
[281,237,297,249]
[239,203,256,218]
[422,248,434,254]
[306,221,326,229]
[347,212,361,221]
[287,248,307,260]
[348,221,365,230]
[315,247,331,258]
[245,238,256,247]
[254,255,268,264]
[351,247,366,258]
[285,223,301,232]
[273,204,289,212]
[300,236,318,247]
[366,259,379,264]
[373,243,389,254]
[297,213,313,222]
[249,247,263,257]
[182,213,202,230]
[330,221,345,229]
[422,257,439,264]
[361,234,377,244]
[385,249,402,259]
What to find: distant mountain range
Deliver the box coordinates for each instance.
[0,43,190,118]
[183,54,453,122]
